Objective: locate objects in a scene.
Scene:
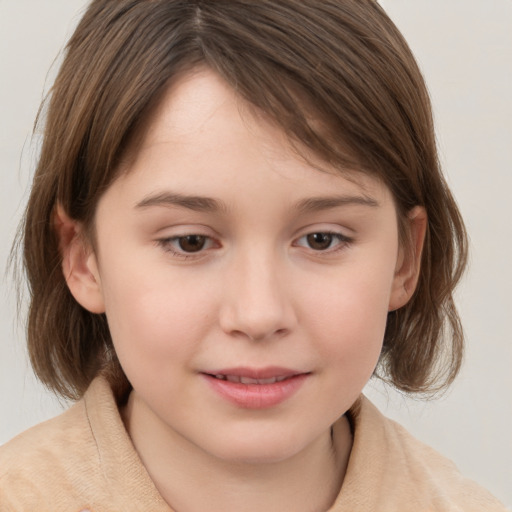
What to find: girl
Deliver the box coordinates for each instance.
[0,1,508,510]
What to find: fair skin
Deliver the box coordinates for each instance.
[58,68,426,512]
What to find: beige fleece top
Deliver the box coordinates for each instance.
[0,377,506,511]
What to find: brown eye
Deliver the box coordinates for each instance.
[178,235,207,252]
[306,233,334,250]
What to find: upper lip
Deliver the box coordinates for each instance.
[203,366,307,383]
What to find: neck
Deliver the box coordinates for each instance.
[122,392,353,512]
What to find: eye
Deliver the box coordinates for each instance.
[295,231,351,252]
[157,234,217,257]
[175,235,207,252]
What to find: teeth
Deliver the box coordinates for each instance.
[240,376,259,384]
[258,377,278,384]
[212,374,292,384]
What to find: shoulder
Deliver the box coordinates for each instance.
[335,396,508,511]
[0,377,169,511]
[0,396,102,509]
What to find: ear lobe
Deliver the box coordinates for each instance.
[54,205,105,314]
[388,206,427,311]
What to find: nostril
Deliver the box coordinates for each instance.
[218,289,296,341]
[247,327,290,342]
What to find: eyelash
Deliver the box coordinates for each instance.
[294,231,352,253]
[157,235,216,259]
[156,231,352,259]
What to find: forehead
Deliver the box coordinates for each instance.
[113,67,392,209]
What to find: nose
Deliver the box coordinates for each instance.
[219,249,296,342]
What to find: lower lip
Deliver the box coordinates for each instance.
[202,374,308,409]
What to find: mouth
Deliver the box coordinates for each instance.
[201,367,309,409]
[209,374,291,385]
[203,366,306,384]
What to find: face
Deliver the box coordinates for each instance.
[70,68,418,464]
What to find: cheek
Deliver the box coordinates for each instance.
[300,263,394,370]
[99,261,218,368]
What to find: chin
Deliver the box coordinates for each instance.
[200,425,319,466]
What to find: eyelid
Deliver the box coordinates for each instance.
[153,222,216,236]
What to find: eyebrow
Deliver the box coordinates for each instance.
[135,192,227,213]
[296,194,380,213]
[135,191,379,214]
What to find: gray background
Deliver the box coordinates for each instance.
[1,0,511,507]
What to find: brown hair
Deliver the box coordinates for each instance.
[18,0,467,400]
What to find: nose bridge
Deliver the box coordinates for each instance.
[220,243,294,341]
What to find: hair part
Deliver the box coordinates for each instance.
[19,0,467,400]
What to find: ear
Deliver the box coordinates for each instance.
[54,205,105,314]
[388,206,427,311]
